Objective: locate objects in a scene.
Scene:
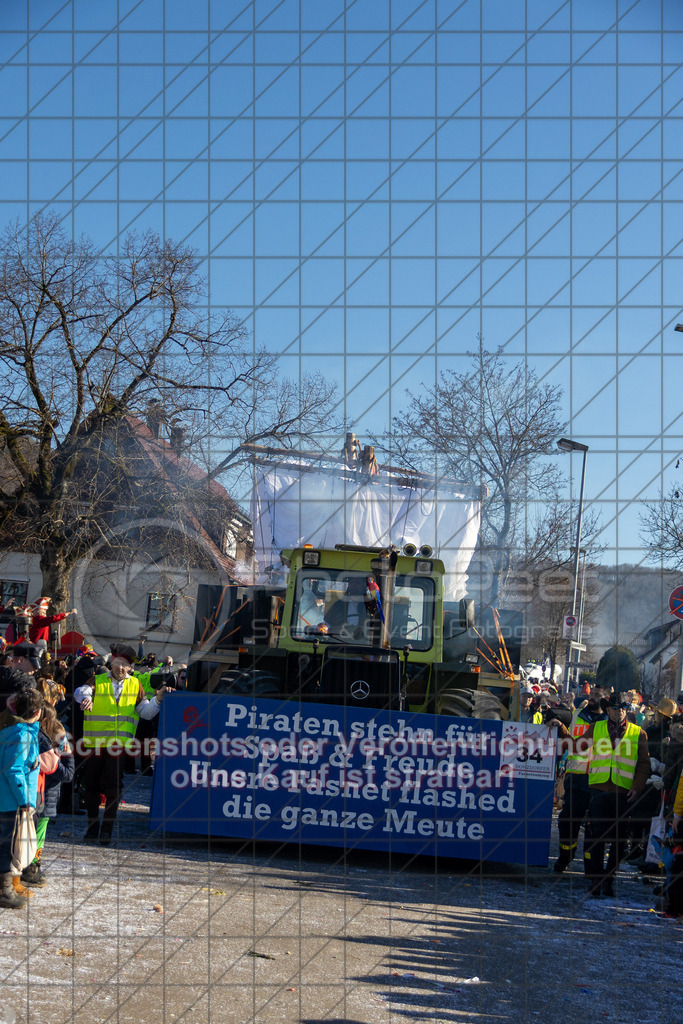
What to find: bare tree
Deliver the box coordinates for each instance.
[515,558,601,677]
[379,342,571,605]
[0,213,337,607]
[641,485,683,572]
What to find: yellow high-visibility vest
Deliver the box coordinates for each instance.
[137,671,156,698]
[83,673,140,750]
[532,711,543,724]
[589,720,640,790]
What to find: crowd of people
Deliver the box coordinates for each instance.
[0,600,187,910]
[518,645,683,914]
[0,603,682,919]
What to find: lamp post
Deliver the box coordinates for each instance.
[577,547,587,648]
[557,437,589,693]
[675,326,683,693]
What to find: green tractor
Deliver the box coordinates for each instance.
[186,543,517,722]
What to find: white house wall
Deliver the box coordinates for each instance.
[0,551,44,607]
[0,548,226,662]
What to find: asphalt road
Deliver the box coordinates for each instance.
[1,776,680,1024]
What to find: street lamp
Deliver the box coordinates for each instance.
[557,437,589,693]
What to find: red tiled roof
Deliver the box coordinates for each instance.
[123,414,241,508]
[122,414,249,579]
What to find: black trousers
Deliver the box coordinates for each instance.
[81,749,126,831]
[135,715,158,771]
[0,809,18,874]
[557,773,591,855]
[626,784,660,845]
[667,851,683,916]
[584,789,631,885]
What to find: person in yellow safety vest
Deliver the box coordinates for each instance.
[74,643,172,846]
[136,668,159,698]
[519,688,543,724]
[581,690,650,898]
[549,684,610,873]
[661,772,683,918]
[135,668,176,774]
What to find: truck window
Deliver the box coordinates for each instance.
[290,570,435,651]
[390,576,435,651]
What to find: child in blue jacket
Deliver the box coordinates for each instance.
[0,686,43,909]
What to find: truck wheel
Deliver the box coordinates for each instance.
[215,670,282,699]
[438,687,505,720]
[438,687,476,716]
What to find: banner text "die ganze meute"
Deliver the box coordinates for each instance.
[150,695,556,866]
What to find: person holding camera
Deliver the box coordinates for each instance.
[134,669,177,774]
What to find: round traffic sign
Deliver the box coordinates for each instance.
[564,615,577,627]
[669,586,683,620]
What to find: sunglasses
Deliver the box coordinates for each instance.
[607,702,629,710]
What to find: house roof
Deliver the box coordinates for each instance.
[0,416,251,581]
[0,438,36,495]
[123,414,247,518]
[120,414,250,578]
[634,619,681,666]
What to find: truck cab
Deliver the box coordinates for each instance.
[186,544,511,719]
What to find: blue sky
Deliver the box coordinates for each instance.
[1,0,682,565]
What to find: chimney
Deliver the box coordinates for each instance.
[146,399,164,439]
[169,425,185,455]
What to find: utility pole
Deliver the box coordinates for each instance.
[557,438,589,694]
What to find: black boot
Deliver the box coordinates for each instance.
[83,820,100,843]
[21,860,47,888]
[602,877,615,897]
[554,849,573,873]
[99,822,115,846]
[100,794,120,846]
[0,872,27,909]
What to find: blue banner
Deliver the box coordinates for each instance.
[150,693,556,866]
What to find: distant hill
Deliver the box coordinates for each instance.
[587,563,682,660]
[466,557,681,670]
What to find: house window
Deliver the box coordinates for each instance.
[0,580,29,608]
[145,593,176,632]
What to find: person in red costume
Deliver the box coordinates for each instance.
[28,598,77,645]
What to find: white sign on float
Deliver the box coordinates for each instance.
[251,465,481,601]
[500,723,556,782]
[151,695,557,866]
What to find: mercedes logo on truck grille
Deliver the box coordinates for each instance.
[350,679,370,700]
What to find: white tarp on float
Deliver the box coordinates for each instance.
[251,466,480,601]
